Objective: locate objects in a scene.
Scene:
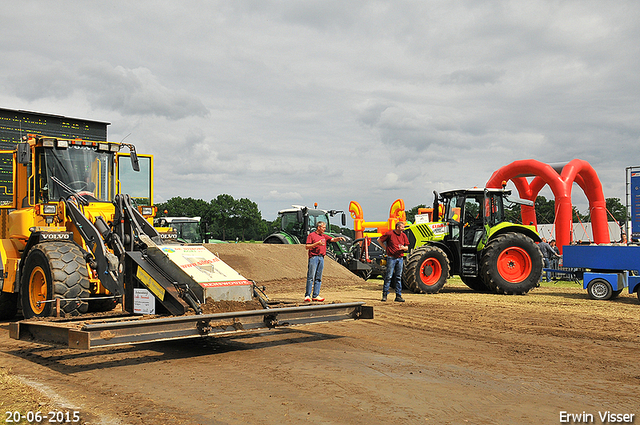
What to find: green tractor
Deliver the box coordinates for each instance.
[403,188,543,295]
[264,205,371,277]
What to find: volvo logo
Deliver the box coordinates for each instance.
[39,232,72,241]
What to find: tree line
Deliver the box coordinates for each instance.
[156,195,355,242]
[157,195,629,242]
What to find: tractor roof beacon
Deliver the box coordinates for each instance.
[403,188,543,295]
[264,205,371,277]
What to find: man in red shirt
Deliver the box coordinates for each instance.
[305,221,345,302]
[378,221,409,302]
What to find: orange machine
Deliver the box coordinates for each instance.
[349,199,406,240]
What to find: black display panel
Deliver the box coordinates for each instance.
[0,108,109,205]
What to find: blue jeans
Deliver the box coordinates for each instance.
[383,256,403,296]
[306,255,324,298]
[542,257,550,282]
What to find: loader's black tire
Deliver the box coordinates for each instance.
[0,292,18,320]
[88,297,118,312]
[480,233,543,295]
[20,242,91,319]
[460,275,491,292]
[405,246,449,294]
[586,279,613,300]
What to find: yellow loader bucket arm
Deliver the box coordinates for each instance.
[64,198,124,298]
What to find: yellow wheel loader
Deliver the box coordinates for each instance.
[1,135,372,348]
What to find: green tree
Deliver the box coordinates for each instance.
[233,198,262,241]
[605,197,628,224]
[534,196,556,225]
[156,197,209,218]
[210,194,236,241]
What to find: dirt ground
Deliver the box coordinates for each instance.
[1,244,639,424]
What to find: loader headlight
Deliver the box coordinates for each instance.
[42,204,57,215]
[56,139,69,148]
[140,206,155,216]
[110,143,120,152]
[98,143,110,151]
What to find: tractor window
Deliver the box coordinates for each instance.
[446,195,464,240]
[281,212,302,237]
[173,222,202,243]
[485,193,504,227]
[39,145,115,203]
[463,196,484,246]
[464,197,483,227]
[308,212,330,232]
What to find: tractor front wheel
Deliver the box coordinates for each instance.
[20,242,91,319]
[405,246,449,294]
[480,233,542,295]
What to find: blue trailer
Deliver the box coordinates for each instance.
[562,245,640,301]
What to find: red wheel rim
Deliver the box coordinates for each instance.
[419,258,442,286]
[496,247,532,283]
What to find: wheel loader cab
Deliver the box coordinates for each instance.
[0,135,154,320]
[34,141,116,204]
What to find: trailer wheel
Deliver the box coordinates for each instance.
[405,246,449,294]
[20,242,91,318]
[460,276,491,292]
[0,292,18,320]
[481,233,542,295]
[587,279,613,300]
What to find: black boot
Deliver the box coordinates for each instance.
[381,293,387,302]
[395,295,405,302]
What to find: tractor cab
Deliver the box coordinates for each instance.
[267,205,345,244]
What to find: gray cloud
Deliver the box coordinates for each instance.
[6,61,208,120]
[2,0,639,223]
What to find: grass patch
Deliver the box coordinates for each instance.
[0,368,55,420]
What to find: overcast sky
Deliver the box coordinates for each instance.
[2,1,639,224]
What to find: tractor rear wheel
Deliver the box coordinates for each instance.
[405,246,449,294]
[480,233,542,295]
[20,242,91,319]
[0,292,18,320]
[460,275,491,292]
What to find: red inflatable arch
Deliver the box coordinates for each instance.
[486,159,609,253]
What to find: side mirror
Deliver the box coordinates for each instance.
[17,143,31,165]
[121,142,140,172]
[341,213,346,226]
[130,150,140,172]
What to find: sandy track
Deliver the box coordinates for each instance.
[1,245,638,424]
